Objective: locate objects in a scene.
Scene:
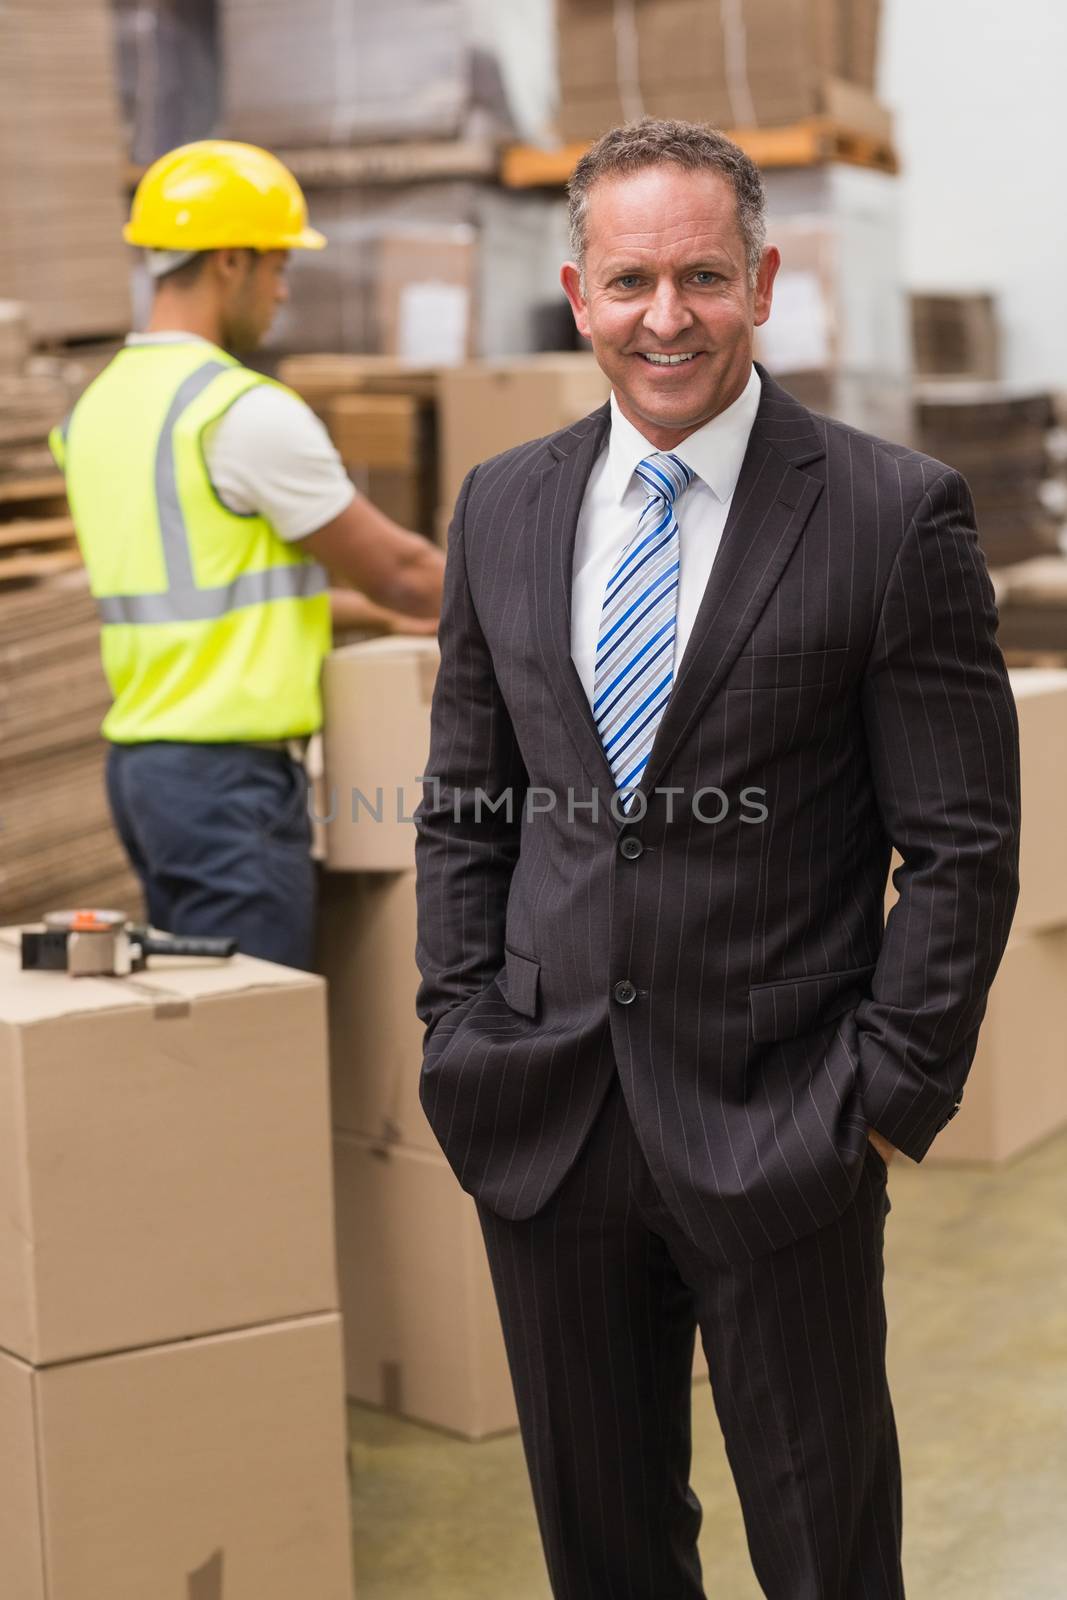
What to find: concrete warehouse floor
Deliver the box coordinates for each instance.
[347,1125,1067,1598]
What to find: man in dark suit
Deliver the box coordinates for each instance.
[414,119,1020,1598]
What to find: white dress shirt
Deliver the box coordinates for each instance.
[570,365,762,706]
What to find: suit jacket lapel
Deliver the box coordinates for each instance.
[525,402,617,792]
[639,372,827,798]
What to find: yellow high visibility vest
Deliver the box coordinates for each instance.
[50,339,331,743]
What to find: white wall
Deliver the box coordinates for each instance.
[880,0,1067,386]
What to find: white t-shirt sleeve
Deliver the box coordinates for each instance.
[202,384,356,542]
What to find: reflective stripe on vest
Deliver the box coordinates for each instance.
[95,358,326,626]
[97,561,327,624]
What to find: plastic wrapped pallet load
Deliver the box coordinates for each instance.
[265,181,572,363]
[222,0,556,148]
[754,166,914,445]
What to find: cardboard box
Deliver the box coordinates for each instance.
[326,392,427,471]
[333,1132,517,1437]
[911,292,1000,381]
[0,1313,354,1600]
[277,353,441,412]
[925,926,1067,1163]
[376,230,476,365]
[438,354,610,516]
[1006,670,1067,935]
[325,391,438,537]
[884,671,1067,939]
[321,637,439,871]
[836,0,882,88]
[559,75,890,146]
[0,940,337,1364]
[317,869,431,1149]
[995,559,1067,657]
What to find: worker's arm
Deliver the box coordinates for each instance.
[303,496,444,620]
[202,384,445,618]
[328,588,437,636]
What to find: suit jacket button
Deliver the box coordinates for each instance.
[619,836,644,860]
[613,979,637,1005]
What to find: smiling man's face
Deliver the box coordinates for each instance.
[561,164,779,450]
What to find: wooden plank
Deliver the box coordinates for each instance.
[0,549,83,584]
[0,516,76,550]
[502,120,898,188]
[501,143,592,189]
[0,473,66,507]
[261,140,498,189]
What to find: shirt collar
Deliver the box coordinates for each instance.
[124,331,213,346]
[606,365,761,506]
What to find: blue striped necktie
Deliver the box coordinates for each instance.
[593,451,694,802]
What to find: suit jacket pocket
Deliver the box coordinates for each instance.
[749,964,876,1044]
[727,647,850,692]
[501,946,540,1019]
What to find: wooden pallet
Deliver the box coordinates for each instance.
[502,118,898,188]
[0,476,80,585]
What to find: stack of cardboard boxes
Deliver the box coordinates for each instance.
[915,385,1061,570]
[906,290,1067,650]
[278,351,611,545]
[911,292,1000,383]
[316,638,518,1438]
[277,355,441,538]
[0,942,354,1596]
[0,0,131,342]
[0,575,143,927]
[555,0,886,143]
[887,671,1067,1163]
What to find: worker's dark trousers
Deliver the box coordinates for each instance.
[106,741,315,970]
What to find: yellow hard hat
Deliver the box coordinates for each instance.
[124,139,326,254]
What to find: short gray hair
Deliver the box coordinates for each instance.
[567,118,767,287]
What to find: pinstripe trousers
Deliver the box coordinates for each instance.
[478,1075,904,1600]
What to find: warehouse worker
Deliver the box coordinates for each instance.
[50,141,444,971]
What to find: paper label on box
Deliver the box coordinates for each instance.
[759,270,832,373]
[397,282,469,366]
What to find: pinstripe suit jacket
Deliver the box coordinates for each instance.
[414,368,1021,1264]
